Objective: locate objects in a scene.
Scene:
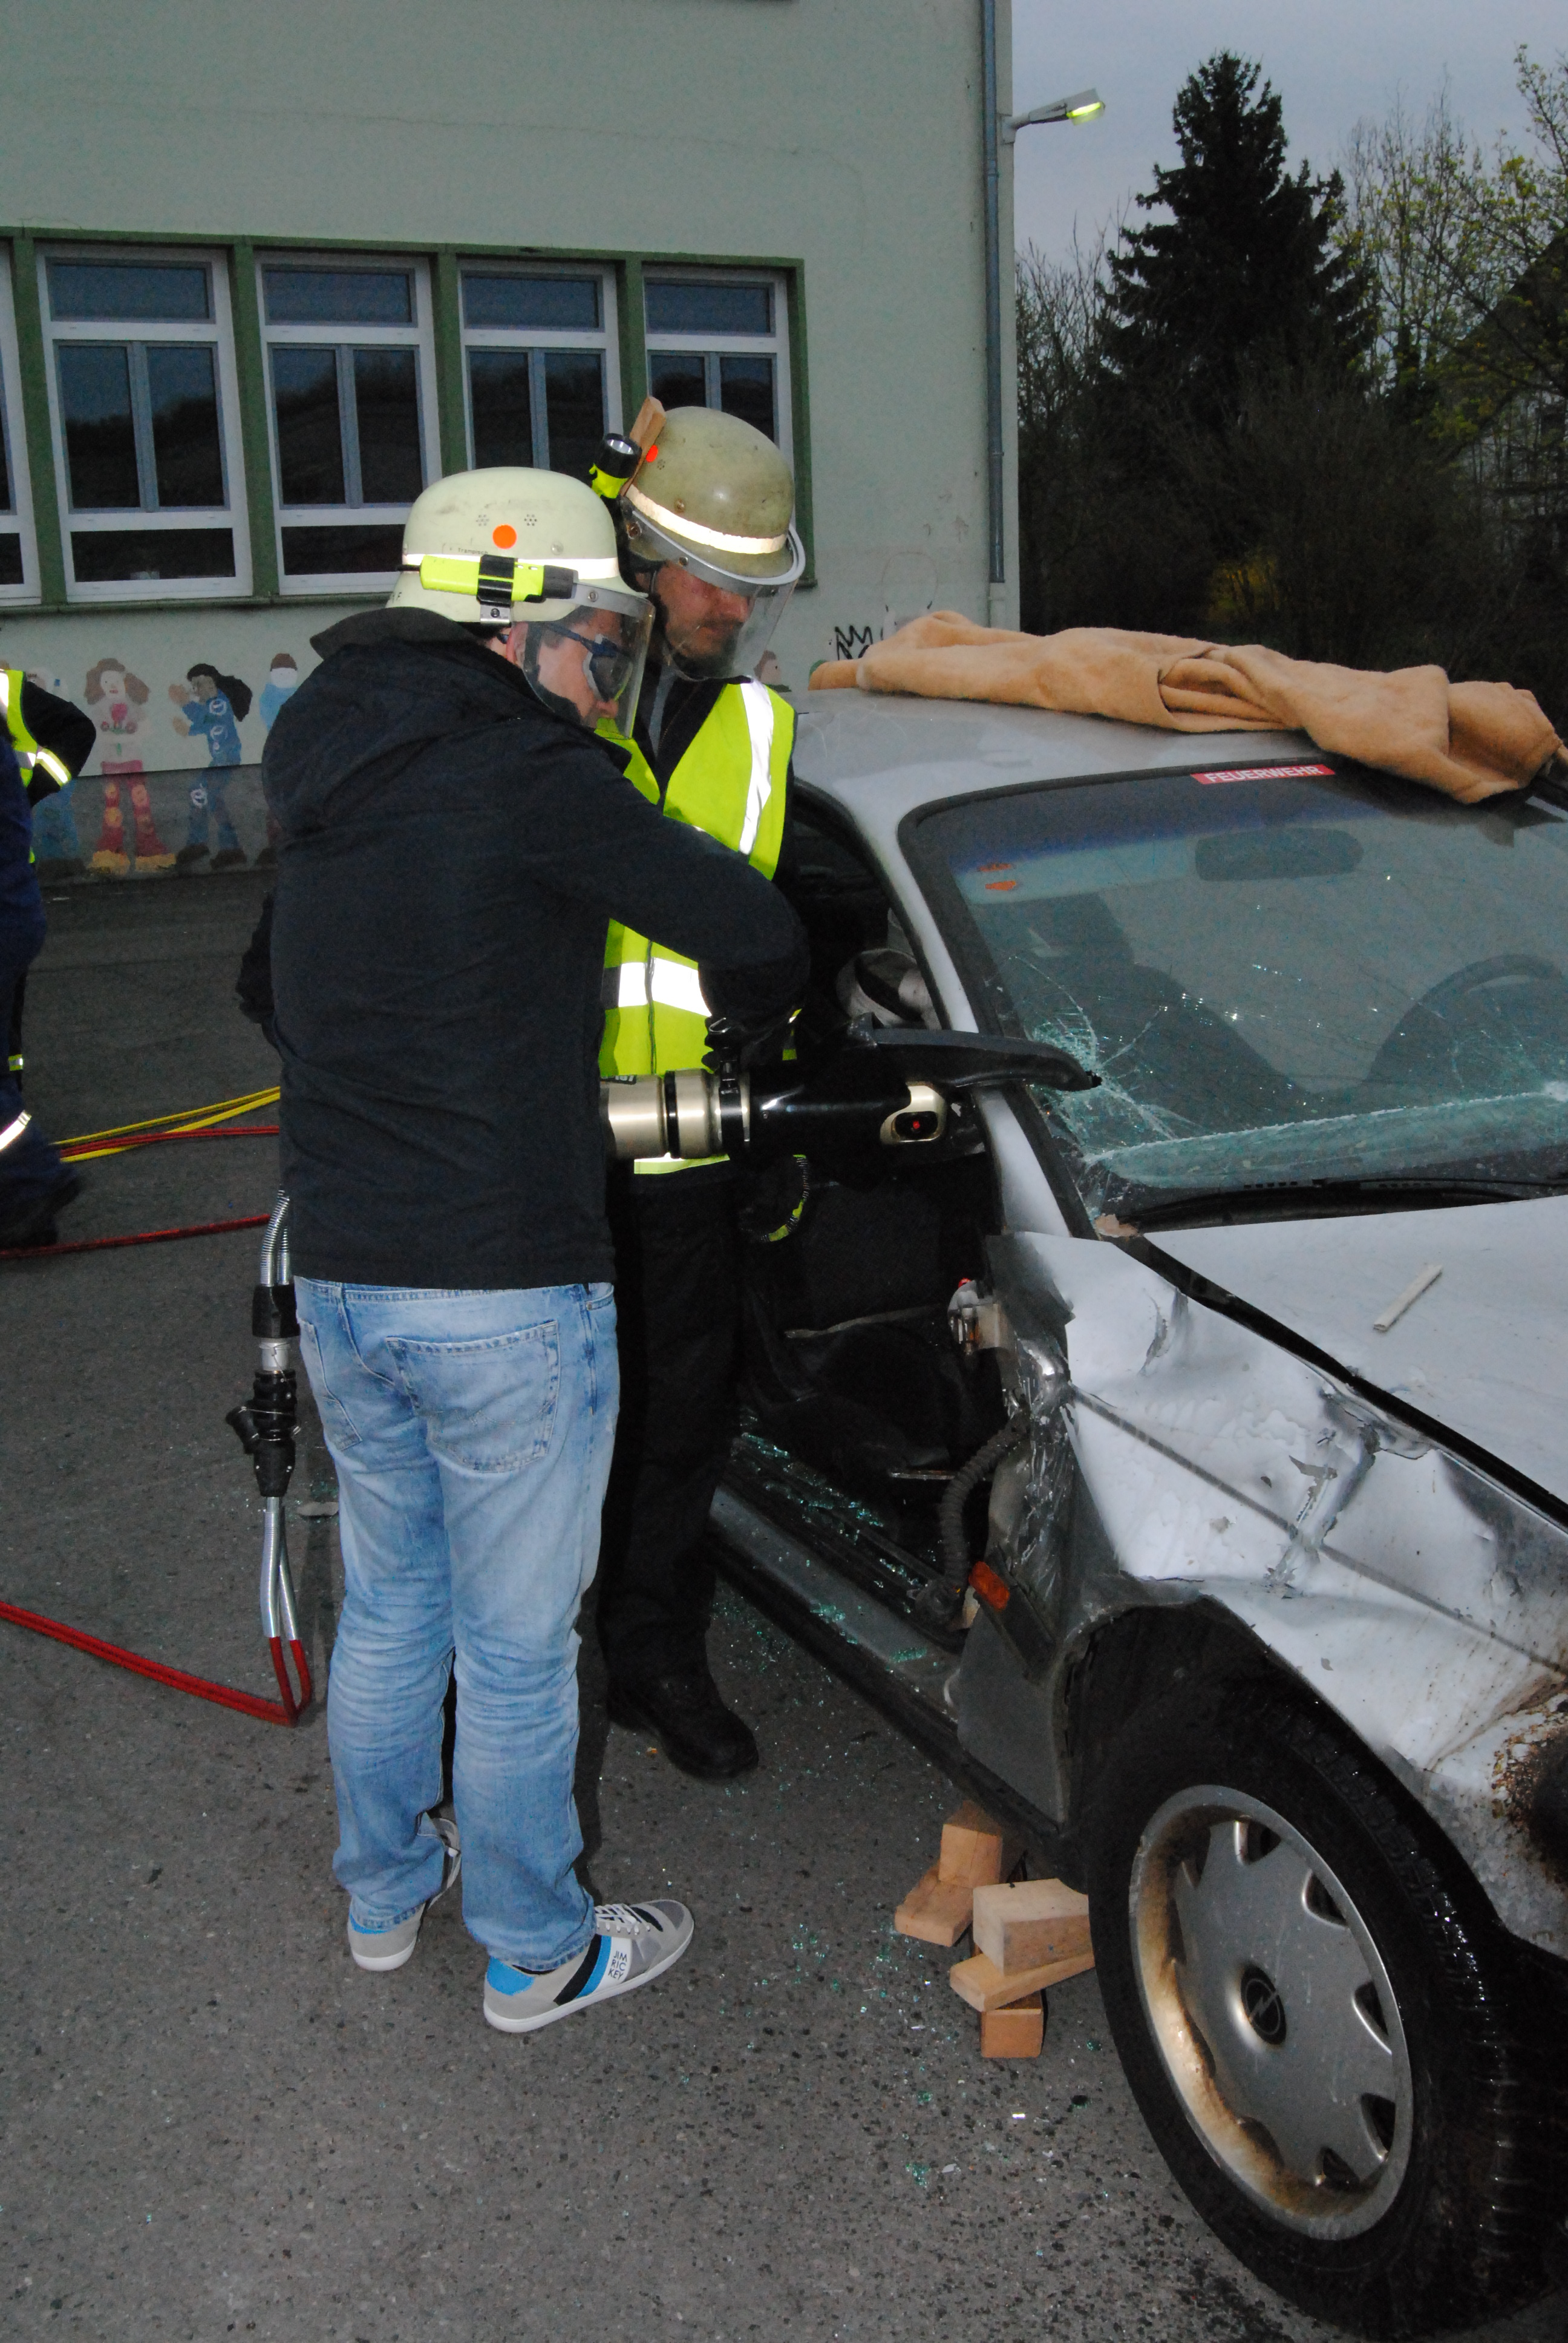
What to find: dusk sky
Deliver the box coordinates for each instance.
[1010,1,1566,261]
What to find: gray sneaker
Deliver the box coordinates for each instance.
[346,1815,461,1973]
[483,1898,693,2034]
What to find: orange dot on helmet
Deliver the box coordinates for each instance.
[492,523,517,548]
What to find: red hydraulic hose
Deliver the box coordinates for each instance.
[0,1211,272,1263]
[0,1598,312,1726]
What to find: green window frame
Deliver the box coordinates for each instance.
[0,234,812,608]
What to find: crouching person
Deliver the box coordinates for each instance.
[264,469,806,2033]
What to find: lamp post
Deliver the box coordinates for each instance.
[979,0,1102,624]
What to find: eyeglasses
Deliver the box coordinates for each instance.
[541,622,636,703]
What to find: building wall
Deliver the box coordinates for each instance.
[0,0,1018,779]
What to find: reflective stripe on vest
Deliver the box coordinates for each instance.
[599,677,794,1170]
[0,1109,32,1154]
[1,667,45,779]
[1,669,68,867]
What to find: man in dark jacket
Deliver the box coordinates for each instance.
[266,468,806,2037]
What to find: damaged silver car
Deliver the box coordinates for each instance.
[706,695,1568,2338]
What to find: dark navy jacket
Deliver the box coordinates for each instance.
[264,608,806,1291]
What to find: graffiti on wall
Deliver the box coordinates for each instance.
[26,647,309,880]
[826,551,941,672]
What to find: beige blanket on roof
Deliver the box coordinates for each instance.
[808,612,1564,806]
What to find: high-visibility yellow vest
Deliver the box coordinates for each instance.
[599,676,794,1172]
[1,669,71,799]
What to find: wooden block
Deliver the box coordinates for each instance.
[980,1992,1044,2058]
[972,1878,1092,1974]
[938,1801,1018,1889]
[949,1945,1096,2014]
[893,1865,973,1948]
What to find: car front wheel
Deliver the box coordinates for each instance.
[1083,1684,1560,2337]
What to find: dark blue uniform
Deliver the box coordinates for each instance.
[0,736,74,1245]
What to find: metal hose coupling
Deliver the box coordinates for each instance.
[601,1067,749,1161]
[224,1193,312,1722]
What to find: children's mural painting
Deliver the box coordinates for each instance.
[22,644,309,879]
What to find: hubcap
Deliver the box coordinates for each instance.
[1129,1786,1413,2236]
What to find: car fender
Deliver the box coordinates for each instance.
[976,1230,1568,1958]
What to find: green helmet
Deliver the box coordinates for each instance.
[613,408,804,681]
[390,467,652,730]
[621,407,802,589]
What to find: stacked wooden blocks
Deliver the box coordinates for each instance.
[894,1802,1093,2060]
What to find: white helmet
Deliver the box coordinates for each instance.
[390,467,652,732]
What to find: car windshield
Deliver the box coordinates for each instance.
[907,759,1568,1219]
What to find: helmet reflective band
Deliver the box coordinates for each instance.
[616,406,803,681]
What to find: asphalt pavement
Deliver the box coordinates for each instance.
[3,871,1564,2342]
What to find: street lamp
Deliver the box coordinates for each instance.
[1003,88,1105,144]
[979,11,1105,624]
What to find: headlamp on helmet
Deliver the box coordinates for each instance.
[390,466,653,731]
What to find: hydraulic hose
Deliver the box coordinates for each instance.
[938,1417,1031,1596]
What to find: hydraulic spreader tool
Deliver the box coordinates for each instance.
[599,1018,1095,1165]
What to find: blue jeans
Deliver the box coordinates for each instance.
[294,1278,618,1970]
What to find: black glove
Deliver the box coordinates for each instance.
[703,1009,794,1073]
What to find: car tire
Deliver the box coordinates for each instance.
[1082,1681,1560,2338]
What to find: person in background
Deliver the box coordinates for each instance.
[171,663,251,870]
[265,466,806,2034]
[0,727,81,1247]
[590,401,805,1783]
[1,664,94,1095]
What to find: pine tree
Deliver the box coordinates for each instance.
[1100,53,1370,434]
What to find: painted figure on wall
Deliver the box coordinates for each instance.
[255,653,300,868]
[83,659,174,877]
[170,663,251,870]
[258,652,299,732]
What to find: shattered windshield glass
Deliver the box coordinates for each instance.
[907,761,1568,1217]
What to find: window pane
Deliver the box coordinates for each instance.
[353,348,423,503]
[0,534,22,587]
[719,353,776,441]
[48,259,211,323]
[648,352,707,412]
[264,267,413,324]
[272,346,345,505]
[462,274,599,331]
[57,344,140,510]
[645,280,771,336]
[71,526,234,581]
[468,349,534,468]
[281,523,403,575]
[147,344,224,508]
[542,350,606,482]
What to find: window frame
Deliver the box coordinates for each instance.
[458,260,622,473]
[0,247,38,603]
[38,240,252,604]
[256,249,440,597]
[642,266,792,463]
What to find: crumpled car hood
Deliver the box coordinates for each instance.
[1152,1194,1568,1506]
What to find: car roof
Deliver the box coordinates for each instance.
[791,691,1319,860]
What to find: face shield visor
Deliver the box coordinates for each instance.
[518,590,653,735]
[620,499,806,683]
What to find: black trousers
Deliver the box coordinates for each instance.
[597,1161,740,1679]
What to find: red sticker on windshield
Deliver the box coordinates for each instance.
[1194,764,1334,783]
